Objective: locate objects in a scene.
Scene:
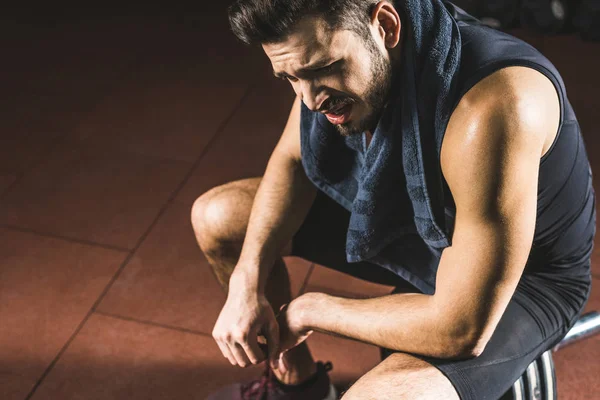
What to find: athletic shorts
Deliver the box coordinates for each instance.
[290,189,593,400]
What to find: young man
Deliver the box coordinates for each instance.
[192,0,595,399]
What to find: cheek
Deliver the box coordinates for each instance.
[343,60,372,97]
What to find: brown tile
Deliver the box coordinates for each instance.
[0,17,156,103]
[0,19,162,179]
[68,75,248,163]
[176,73,296,206]
[0,141,191,249]
[0,94,76,177]
[554,278,600,399]
[303,265,395,299]
[0,14,264,177]
[0,228,127,400]
[285,257,314,295]
[97,202,312,334]
[30,313,263,400]
[29,312,379,400]
[66,16,263,163]
[554,334,600,400]
[305,332,382,390]
[0,174,16,195]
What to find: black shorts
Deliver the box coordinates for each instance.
[290,189,592,400]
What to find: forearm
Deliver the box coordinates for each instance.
[233,151,317,293]
[295,292,478,360]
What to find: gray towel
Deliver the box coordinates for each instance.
[300,0,462,264]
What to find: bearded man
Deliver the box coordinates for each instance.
[192,0,596,399]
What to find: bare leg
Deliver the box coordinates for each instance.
[340,352,459,400]
[191,177,316,385]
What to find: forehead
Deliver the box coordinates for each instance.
[262,16,353,67]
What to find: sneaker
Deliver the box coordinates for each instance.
[206,361,337,400]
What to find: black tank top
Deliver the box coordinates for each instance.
[443,3,596,282]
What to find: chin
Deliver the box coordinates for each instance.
[334,110,366,137]
[335,123,362,137]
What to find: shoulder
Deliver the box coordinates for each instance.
[440,66,559,214]
[441,65,559,178]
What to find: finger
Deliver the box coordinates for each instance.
[279,351,289,374]
[264,317,280,369]
[216,340,236,366]
[240,327,266,365]
[228,341,253,368]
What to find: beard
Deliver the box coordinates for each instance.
[334,35,393,137]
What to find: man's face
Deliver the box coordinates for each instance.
[263,16,394,137]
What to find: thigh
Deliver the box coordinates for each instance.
[340,352,460,400]
[290,189,417,291]
[381,274,589,400]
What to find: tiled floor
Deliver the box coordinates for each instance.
[1,8,599,400]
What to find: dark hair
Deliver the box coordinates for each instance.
[228,0,381,45]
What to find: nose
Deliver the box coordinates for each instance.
[297,80,325,112]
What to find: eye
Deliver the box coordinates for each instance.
[319,64,334,74]
[317,61,339,75]
[277,74,298,83]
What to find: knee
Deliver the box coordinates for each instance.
[191,188,249,251]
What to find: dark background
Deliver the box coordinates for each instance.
[0,2,598,399]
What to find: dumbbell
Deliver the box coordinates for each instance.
[519,0,580,34]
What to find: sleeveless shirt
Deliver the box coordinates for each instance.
[299,1,596,294]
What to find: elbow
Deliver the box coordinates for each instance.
[454,334,488,359]
[433,299,491,359]
[441,319,489,360]
[447,328,489,360]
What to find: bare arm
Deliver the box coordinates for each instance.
[213,96,319,368]
[279,67,553,360]
[232,95,317,293]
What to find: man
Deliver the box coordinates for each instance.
[192,0,595,399]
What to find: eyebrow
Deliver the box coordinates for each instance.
[272,59,334,79]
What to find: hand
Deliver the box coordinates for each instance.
[274,296,314,373]
[212,283,280,369]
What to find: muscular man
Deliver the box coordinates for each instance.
[193,0,595,399]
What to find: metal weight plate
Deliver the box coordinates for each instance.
[514,375,527,400]
[525,360,542,400]
[536,350,557,400]
[502,375,526,400]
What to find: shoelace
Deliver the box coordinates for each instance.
[241,364,276,400]
[240,361,333,400]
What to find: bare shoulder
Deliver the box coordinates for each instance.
[441,65,560,187]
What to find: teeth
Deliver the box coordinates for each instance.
[331,104,348,114]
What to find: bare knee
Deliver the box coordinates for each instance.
[191,185,255,256]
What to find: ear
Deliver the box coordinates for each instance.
[370,1,401,48]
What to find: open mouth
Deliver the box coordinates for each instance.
[324,103,353,125]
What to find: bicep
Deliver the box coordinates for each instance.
[434,90,546,347]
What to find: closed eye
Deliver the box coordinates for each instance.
[274,60,341,82]
[315,61,339,75]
